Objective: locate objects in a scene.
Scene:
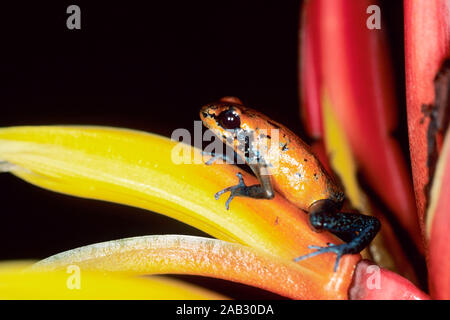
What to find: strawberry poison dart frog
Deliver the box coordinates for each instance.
[200,97,381,271]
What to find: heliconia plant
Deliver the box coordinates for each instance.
[0,126,362,299]
[0,125,428,300]
[0,1,447,300]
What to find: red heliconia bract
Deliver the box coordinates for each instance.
[404,0,450,299]
[299,0,323,139]
[349,260,430,300]
[404,0,450,229]
[300,0,422,250]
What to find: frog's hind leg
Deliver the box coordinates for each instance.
[294,199,380,272]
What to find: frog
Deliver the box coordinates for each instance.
[200,97,380,271]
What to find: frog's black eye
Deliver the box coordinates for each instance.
[217,109,241,129]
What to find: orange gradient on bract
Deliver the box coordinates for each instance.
[33,235,354,300]
[0,125,360,299]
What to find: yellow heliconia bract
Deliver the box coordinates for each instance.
[0,261,226,300]
[0,125,360,299]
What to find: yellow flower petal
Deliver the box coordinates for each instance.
[0,125,359,298]
[0,261,226,300]
[322,92,369,211]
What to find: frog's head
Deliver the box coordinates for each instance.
[201,97,286,169]
[200,97,280,162]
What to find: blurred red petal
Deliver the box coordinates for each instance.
[349,260,430,300]
[299,0,323,139]
[370,206,419,285]
[301,0,421,249]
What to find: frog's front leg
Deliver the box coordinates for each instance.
[215,163,275,210]
[294,199,381,272]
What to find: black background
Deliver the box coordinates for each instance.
[0,1,406,299]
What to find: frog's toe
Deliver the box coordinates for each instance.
[294,243,348,272]
[214,173,247,210]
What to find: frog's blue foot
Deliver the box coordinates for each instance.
[215,172,246,210]
[294,243,349,272]
[294,199,381,272]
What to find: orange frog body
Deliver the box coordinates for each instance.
[200,101,344,211]
[200,97,380,272]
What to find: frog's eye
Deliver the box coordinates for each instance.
[217,109,241,130]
